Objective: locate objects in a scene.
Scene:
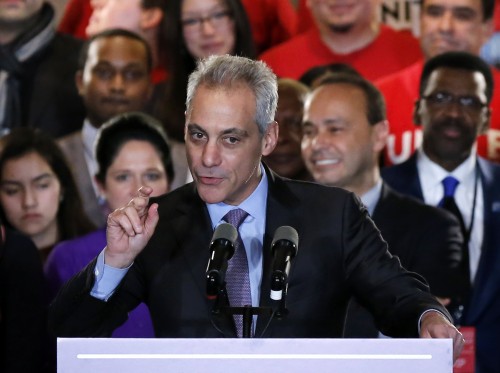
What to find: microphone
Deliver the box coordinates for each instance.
[270,226,299,301]
[206,223,238,299]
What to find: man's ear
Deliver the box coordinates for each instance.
[480,19,494,46]
[372,119,389,153]
[479,107,491,135]
[75,70,84,95]
[140,7,164,30]
[413,99,422,126]
[262,121,279,156]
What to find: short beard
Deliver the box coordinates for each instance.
[329,23,354,34]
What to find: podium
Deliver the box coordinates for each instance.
[58,338,453,372]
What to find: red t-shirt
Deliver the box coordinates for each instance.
[241,0,298,54]
[376,60,500,165]
[259,25,423,81]
[58,0,91,39]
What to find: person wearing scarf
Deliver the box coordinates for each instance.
[0,1,85,138]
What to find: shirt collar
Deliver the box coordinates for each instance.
[360,179,383,216]
[417,147,477,186]
[82,119,99,159]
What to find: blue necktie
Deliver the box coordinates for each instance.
[440,176,460,205]
[438,176,470,306]
[438,177,466,238]
[223,208,251,337]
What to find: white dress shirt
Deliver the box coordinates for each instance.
[416,149,483,283]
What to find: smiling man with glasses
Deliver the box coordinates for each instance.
[382,51,500,373]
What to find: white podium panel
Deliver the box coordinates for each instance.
[58,338,453,373]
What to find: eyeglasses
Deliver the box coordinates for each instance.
[181,10,232,33]
[421,92,487,112]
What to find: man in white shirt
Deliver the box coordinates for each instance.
[382,51,500,373]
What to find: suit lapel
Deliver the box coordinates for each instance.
[371,183,392,221]
[255,167,302,336]
[404,154,425,200]
[466,159,500,322]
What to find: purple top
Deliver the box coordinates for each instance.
[44,228,154,338]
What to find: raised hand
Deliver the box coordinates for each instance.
[105,186,160,268]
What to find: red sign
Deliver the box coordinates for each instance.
[454,327,476,373]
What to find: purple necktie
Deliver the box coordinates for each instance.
[223,208,251,337]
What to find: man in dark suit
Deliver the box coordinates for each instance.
[0,0,85,137]
[49,55,464,360]
[382,51,500,373]
[300,72,466,337]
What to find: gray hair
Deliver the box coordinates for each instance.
[186,55,278,134]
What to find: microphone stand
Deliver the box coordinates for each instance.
[210,282,287,338]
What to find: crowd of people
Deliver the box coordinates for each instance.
[1,0,499,372]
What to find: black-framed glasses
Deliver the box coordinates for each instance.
[421,92,487,112]
[181,10,232,33]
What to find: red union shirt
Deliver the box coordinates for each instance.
[259,25,423,82]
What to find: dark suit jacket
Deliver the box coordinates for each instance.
[1,229,47,373]
[21,32,85,138]
[382,154,500,373]
[49,166,449,339]
[344,183,464,337]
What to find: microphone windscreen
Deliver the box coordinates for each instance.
[212,222,238,244]
[271,226,299,254]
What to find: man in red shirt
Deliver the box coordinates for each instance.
[259,0,422,81]
[377,0,498,165]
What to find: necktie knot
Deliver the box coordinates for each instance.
[223,208,248,229]
[442,176,459,198]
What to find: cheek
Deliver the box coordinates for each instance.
[42,187,62,214]
[129,85,150,102]
[225,24,236,53]
[0,196,21,220]
[105,183,135,210]
[148,180,169,196]
[183,33,198,55]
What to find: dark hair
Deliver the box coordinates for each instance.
[160,0,256,141]
[420,51,494,103]
[299,63,361,87]
[141,0,169,68]
[0,129,95,240]
[95,112,174,184]
[420,0,495,20]
[78,28,153,72]
[315,73,386,125]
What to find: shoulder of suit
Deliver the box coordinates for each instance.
[385,187,458,224]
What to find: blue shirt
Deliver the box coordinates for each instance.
[206,165,268,308]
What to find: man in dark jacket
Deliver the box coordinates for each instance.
[0,0,85,137]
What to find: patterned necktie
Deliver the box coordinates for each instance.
[223,208,251,337]
[438,176,470,282]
